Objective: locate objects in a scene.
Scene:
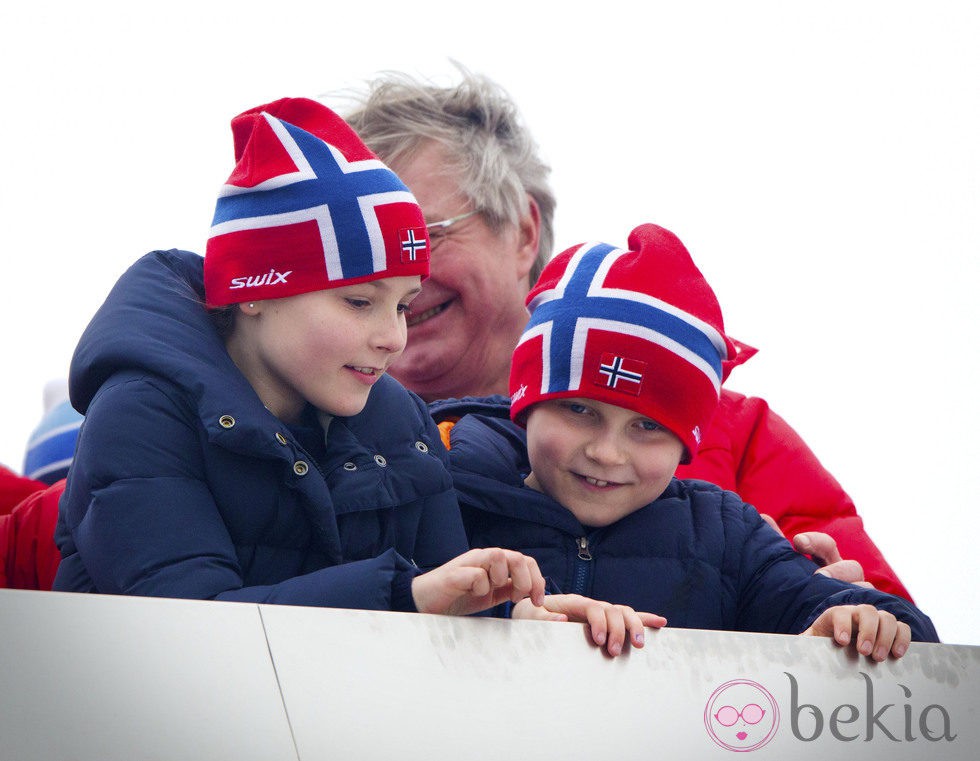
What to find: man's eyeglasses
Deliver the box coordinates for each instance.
[425,209,480,232]
[425,209,481,252]
[713,704,766,726]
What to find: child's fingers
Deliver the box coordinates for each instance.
[538,593,587,619]
[480,550,545,606]
[504,551,533,598]
[451,566,491,599]
[802,604,910,662]
[639,612,668,629]
[619,606,648,649]
[526,557,546,606]
[585,604,609,649]
[823,606,852,646]
[414,549,551,616]
[507,554,545,605]
[603,607,627,656]
[891,622,912,659]
[484,548,511,588]
[526,596,664,655]
[852,604,881,658]
[478,549,542,604]
[870,612,898,662]
[511,597,567,621]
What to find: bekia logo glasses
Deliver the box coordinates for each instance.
[713,703,766,727]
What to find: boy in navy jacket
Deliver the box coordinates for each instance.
[441,224,938,657]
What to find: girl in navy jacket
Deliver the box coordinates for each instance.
[443,224,938,656]
[53,97,546,617]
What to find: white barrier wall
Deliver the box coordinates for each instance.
[1,589,977,760]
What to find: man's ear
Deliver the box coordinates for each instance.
[238,300,263,316]
[514,194,541,281]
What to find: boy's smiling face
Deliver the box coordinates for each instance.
[523,398,684,527]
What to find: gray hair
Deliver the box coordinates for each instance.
[343,66,556,284]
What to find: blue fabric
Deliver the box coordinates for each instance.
[53,249,468,610]
[441,397,938,641]
[23,399,83,485]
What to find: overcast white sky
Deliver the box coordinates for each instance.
[2,1,977,645]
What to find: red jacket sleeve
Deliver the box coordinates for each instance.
[1,479,64,590]
[1,465,46,516]
[675,389,913,601]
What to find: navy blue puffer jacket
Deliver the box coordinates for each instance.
[54,250,468,610]
[438,397,938,640]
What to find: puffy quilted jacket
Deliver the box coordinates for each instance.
[440,398,937,640]
[54,250,467,610]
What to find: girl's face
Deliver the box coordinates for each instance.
[236,275,421,422]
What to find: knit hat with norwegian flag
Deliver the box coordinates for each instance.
[509,223,738,462]
[204,97,429,307]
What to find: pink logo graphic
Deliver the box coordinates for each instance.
[705,679,779,752]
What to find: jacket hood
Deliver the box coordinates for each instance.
[69,250,259,420]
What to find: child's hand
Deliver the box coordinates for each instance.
[801,604,911,661]
[411,548,546,616]
[513,593,667,657]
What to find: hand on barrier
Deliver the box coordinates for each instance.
[513,593,667,657]
[411,547,546,616]
[801,604,911,661]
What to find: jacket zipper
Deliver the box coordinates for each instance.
[572,535,593,595]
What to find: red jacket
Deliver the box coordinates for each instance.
[1,465,46,513]
[676,389,912,601]
[0,478,64,590]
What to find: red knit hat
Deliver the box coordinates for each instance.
[509,224,736,462]
[204,97,429,307]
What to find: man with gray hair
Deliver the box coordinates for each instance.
[345,67,914,602]
[346,69,554,403]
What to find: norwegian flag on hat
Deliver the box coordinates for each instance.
[204,97,429,307]
[509,224,737,462]
[594,353,646,396]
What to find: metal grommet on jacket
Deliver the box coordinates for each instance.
[293,461,309,476]
[275,432,288,446]
[218,415,235,429]
[343,462,357,471]
[373,454,387,467]
[414,441,429,453]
